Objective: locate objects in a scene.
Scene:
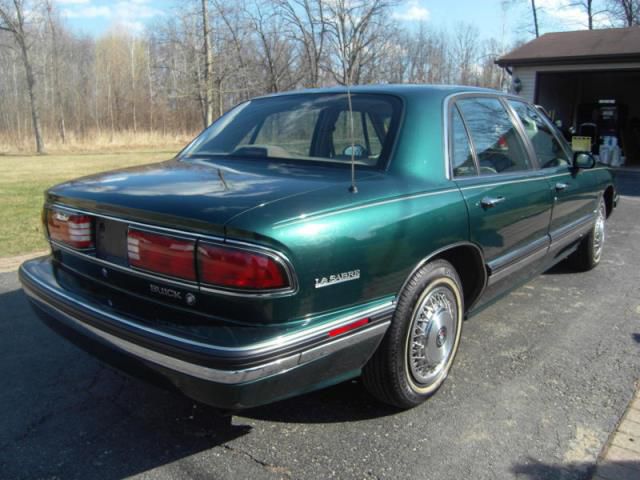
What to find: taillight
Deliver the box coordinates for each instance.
[127,229,196,281]
[47,209,94,249]
[198,243,289,290]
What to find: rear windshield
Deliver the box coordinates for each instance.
[180,93,402,169]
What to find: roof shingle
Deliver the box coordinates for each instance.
[497,27,640,66]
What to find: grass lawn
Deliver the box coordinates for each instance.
[0,150,178,258]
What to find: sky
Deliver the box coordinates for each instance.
[54,0,610,43]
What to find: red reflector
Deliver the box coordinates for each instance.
[328,318,369,337]
[128,229,196,281]
[198,243,289,290]
[47,209,94,249]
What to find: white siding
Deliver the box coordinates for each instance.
[511,62,640,103]
[511,67,537,102]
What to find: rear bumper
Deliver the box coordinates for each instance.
[19,257,392,409]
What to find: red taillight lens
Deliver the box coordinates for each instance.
[127,229,196,281]
[47,209,94,249]
[198,243,289,290]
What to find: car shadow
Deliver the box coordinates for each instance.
[0,287,252,479]
[512,458,640,480]
[0,284,399,479]
[241,379,401,424]
[543,261,577,275]
[613,168,640,197]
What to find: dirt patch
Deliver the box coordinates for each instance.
[0,251,48,273]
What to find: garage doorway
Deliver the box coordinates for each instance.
[536,70,640,166]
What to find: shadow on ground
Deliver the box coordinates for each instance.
[0,286,397,479]
[0,287,250,479]
[513,458,640,480]
[614,169,640,197]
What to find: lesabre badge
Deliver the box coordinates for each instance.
[315,269,360,288]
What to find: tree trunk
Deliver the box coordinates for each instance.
[1,2,46,153]
[531,0,540,37]
[47,4,66,143]
[130,39,137,133]
[202,0,214,127]
[20,41,45,153]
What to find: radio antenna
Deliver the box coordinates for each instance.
[346,67,358,194]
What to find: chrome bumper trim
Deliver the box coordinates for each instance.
[27,287,389,384]
[20,260,393,356]
[20,259,392,384]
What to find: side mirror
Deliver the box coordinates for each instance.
[573,151,596,169]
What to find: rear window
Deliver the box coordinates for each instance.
[180,93,402,169]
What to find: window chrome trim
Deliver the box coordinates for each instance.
[443,91,544,180]
[47,203,299,297]
[455,174,548,190]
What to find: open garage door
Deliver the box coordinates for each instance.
[536,70,640,166]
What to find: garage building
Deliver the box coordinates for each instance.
[497,27,640,166]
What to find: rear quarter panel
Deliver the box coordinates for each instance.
[226,180,468,323]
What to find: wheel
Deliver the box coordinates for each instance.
[362,259,464,409]
[569,195,607,271]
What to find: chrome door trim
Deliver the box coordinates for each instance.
[487,235,550,274]
[487,241,549,286]
[549,212,595,244]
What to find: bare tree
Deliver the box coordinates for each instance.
[453,23,480,85]
[531,0,540,37]
[277,0,327,88]
[201,0,214,126]
[568,0,607,29]
[607,0,640,25]
[247,2,298,93]
[0,0,45,153]
[45,1,66,143]
[0,0,518,151]
[324,0,398,85]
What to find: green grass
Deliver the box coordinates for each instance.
[0,150,178,258]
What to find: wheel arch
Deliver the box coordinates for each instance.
[398,242,487,314]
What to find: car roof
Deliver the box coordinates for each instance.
[254,84,504,102]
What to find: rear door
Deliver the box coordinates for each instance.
[507,100,598,256]
[451,95,553,296]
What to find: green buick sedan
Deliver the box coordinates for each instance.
[20,85,617,410]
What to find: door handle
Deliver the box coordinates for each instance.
[480,196,506,209]
[555,182,569,192]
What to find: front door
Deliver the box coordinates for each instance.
[507,100,598,256]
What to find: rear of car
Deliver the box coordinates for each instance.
[20,90,408,409]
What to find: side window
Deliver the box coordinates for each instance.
[509,101,571,168]
[451,105,477,177]
[457,97,531,175]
